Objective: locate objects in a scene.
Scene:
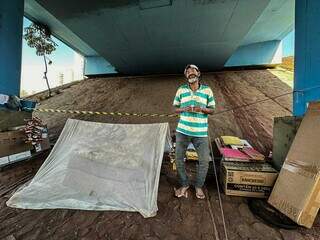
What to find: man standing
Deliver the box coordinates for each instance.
[173,64,215,199]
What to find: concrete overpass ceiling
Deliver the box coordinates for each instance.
[24,0,98,56]
[24,0,293,74]
[241,0,295,46]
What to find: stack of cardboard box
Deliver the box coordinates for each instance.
[268,102,320,228]
[216,135,278,198]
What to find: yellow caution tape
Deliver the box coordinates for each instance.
[32,108,178,118]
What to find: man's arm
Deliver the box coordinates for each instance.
[204,87,215,115]
[201,107,214,114]
[174,106,192,114]
[192,106,214,114]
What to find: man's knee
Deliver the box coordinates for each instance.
[194,140,210,161]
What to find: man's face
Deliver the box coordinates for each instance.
[185,67,199,79]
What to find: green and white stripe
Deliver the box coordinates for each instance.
[173,84,215,137]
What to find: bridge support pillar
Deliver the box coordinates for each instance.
[0,0,24,96]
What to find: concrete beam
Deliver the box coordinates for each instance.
[225,40,282,67]
[84,56,117,76]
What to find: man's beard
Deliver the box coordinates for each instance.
[188,75,199,83]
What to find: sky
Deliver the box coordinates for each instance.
[21,17,295,94]
[22,19,75,67]
[21,18,83,95]
[282,30,295,57]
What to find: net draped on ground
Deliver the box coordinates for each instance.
[6,119,171,218]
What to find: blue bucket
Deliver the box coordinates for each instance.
[20,99,37,111]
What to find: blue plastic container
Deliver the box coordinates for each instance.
[20,99,37,111]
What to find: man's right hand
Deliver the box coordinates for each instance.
[183,106,192,112]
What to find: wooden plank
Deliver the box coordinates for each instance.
[0,109,31,132]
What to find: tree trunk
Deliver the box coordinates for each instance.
[43,55,52,97]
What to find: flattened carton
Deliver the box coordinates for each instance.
[268,102,320,228]
[0,156,9,167]
[9,150,31,163]
[221,161,278,198]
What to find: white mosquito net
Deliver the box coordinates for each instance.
[7,119,171,218]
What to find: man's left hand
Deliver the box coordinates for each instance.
[192,106,214,114]
[200,107,214,114]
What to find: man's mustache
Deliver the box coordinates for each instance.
[188,74,197,79]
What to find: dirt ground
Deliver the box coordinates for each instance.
[2,69,318,240]
[32,69,292,156]
[1,152,319,240]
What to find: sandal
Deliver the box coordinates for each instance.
[195,187,205,199]
[174,186,189,198]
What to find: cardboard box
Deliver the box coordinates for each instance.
[221,161,278,198]
[268,102,320,228]
[0,156,9,166]
[0,130,33,158]
[8,150,31,163]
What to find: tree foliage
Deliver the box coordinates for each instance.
[24,23,58,56]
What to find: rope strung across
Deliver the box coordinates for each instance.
[29,84,320,117]
[32,108,178,118]
[30,89,297,118]
[207,131,229,240]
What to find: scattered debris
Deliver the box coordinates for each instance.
[24,117,50,153]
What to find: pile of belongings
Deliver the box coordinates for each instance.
[215,136,265,162]
[217,136,278,198]
[0,94,21,110]
[0,93,36,111]
[24,117,48,146]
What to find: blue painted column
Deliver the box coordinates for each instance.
[294,0,320,115]
[0,0,24,96]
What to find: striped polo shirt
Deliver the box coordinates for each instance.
[173,84,215,137]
